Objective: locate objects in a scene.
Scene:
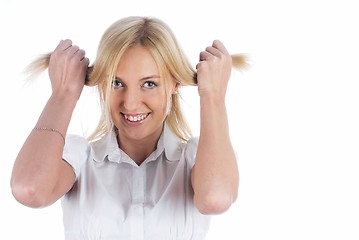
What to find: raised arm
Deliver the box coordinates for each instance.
[191,40,239,215]
[10,39,89,208]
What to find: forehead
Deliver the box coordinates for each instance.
[116,45,159,77]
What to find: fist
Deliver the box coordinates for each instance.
[48,39,89,100]
[196,40,232,101]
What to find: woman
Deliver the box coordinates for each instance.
[11,16,246,239]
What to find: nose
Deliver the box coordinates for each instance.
[122,88,142,111]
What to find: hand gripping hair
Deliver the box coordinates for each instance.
[24,51,249,85]
[24,16,249,141]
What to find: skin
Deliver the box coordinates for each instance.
[110,45,177,165]
[10,39,239,215]
[10,39,88,207]
[192,40,239,214]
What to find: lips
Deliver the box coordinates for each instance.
[122,113,150,122]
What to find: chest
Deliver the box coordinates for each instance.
[61,158,210,239]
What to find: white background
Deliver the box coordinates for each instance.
[1,0,358,239]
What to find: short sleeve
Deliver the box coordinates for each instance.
[62,134,90,180]
[184,136,199,169]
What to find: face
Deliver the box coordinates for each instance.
[109,45,176,144]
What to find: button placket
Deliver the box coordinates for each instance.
[129,166,146,240]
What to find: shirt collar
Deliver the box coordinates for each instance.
[90,123,183,164]
[161,123,184,161]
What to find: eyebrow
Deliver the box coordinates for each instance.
[114,75,161,82]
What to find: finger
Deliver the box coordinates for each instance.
[76,49,86,60]
[67,45,80,55]
[212,39,229,55]
[204,46,222,58]
[199,51,213,61]
[79,54,90,65]
[71,48,85,60]
[55,39,73,51]
[82,57,90,65]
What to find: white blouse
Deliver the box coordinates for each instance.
[61,124,211,240]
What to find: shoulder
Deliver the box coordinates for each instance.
[183,136,199,168]
[162,124,198,163]
[63,134,91,177]
[64,134,91,155]
[185,136,199,153]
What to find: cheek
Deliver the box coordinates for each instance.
[150,96,167,113]
[147,90,170,114]
[109,95,116,109]
[108,93,122,114]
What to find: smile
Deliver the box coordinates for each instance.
[123,113,150,122]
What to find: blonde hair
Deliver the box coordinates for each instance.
[25,16,248,142]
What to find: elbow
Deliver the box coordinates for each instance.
[10,180,48,208]
[194,191,237,215]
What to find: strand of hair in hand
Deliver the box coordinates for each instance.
[24,52,250,86]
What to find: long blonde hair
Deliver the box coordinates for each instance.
[25,16,248,142]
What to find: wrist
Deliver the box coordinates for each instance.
[51,88,80,102]
[49,92,78,109]
[200,94,226,107]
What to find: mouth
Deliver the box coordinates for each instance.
[121,113,150,123]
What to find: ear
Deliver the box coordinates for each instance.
[171,81,180,95]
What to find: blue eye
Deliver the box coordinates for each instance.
[143,81,157,89]
[112,79,123,89]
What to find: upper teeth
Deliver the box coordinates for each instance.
[124,113,149,122]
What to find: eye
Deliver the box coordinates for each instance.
[112,79,123,89]
[143,81,157,89]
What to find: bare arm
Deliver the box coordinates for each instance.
[10,39,89,208]
[191,40,239,215]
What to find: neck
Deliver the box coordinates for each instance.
[117,126,163,165]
